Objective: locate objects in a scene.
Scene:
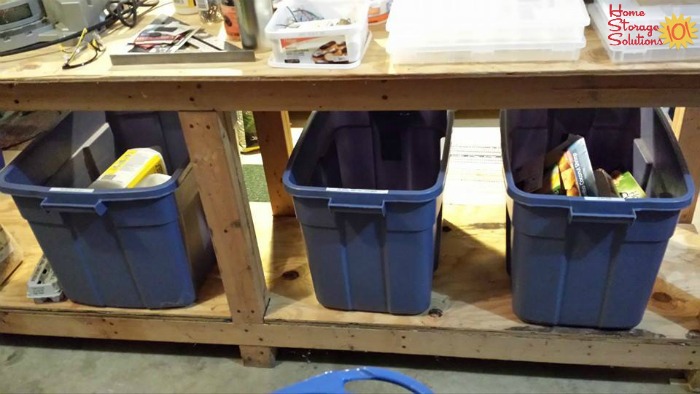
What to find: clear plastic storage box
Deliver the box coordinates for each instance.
[265,0,369,69]
[386,0,590,64]
[590,0,700,63]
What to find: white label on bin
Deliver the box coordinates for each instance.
[49,187,94,193]
[326,187,389,194]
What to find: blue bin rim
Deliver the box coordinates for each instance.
[0,168,182,201]
[283,110,454,204]
[0,128,185,201]
[501,108,695,212]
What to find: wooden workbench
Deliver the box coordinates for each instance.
[0,10,698,387]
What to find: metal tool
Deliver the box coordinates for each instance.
[109,15,255,65]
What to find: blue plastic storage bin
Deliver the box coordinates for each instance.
[0,111,215,309]
[503,108,694,329]
[284,111,453,315]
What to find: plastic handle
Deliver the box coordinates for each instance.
[274,367,433,394]
[328,200,386,217]
[40,198,108,216]
[568,208,636,225]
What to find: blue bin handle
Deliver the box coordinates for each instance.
[274,367,433,394]
[568,207,636,225]
[40,198,108,216]
[328,200,386,217]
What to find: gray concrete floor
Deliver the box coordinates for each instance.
[0,334,690,393]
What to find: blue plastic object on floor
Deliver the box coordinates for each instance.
[283,111,453,315]
[502,108,694,329]
[274,367,433,394]
[0,111,214,309]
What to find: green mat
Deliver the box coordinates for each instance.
[242,164,270,202]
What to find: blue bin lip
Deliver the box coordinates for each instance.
[0,164,183,202]
[283,111,453,205]
[284,172,448,204]
[501,108,695,212]
[0,112,187,202]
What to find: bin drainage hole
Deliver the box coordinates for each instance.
[428,308,443,318]
[282,270,299,280]
[442,225,452,233]
[652,292,672,303]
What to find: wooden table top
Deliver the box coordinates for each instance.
[1,7,699,110]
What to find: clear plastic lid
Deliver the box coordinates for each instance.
[386,0,590,36]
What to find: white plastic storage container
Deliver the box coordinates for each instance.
[386,0,590,64]
[387,41,586,65]
[265,0,369,68]
[590,0,700,63]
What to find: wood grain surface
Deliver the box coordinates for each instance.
[1,11,700,111]
[260,202,700,341]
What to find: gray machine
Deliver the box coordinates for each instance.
[0,0,109,53]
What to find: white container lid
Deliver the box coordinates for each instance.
[590,0,700,61]
[387,0,590,36]
[386,0,589,52]
[265,0,369,40]
[386,36,587,55]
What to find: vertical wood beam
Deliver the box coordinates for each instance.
[672,108,700,224]
[254,111,295,217]
[178,111,268,321]
[240,346,277,368]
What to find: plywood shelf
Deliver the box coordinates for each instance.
[2,19,700,83]
[2,13,700,112]
[0,167,696,373]
[0,195,230,321]
[3,198,697,340]
[256,202,700,342]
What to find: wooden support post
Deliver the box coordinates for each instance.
[686,370,700,393]
[179,111,276,367]
[672,108,700,224]
[254,111,295,217]
[240,346,278,368]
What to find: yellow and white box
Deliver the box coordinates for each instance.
[91,148,167,189]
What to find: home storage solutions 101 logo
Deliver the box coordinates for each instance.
[607,3,698,49]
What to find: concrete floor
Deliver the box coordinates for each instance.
[0,334,690,393]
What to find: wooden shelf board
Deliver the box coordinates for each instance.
[0,199,696,369]
[0,195,230,320]
[2,13,700,83]
[2,11,700,111]
[257,202,700,341]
